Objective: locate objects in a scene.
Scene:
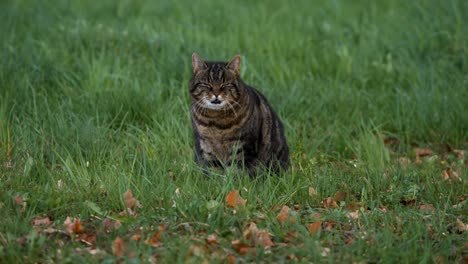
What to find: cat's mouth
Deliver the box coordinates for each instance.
[211,98,222,104]
[205,98,226,110]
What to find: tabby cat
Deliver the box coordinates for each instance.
[189,53,289,176]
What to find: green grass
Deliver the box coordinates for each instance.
[1,0,467,262]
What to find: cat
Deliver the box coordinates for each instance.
[189,52,289,176]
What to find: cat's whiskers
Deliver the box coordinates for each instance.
[225,100,238,117]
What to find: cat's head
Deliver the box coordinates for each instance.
[189,53,243,111]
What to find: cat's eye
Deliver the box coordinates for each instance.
[197,84,211,90]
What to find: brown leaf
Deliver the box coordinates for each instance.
[225,190,246,208]
[419,204,435,212]
[112,237,125,257]
[442,168,462,182]
[415,148,432,157]
[102,218,121,231]
[276,205,296,223]
[227,254,236,264]
[334,190,347,202]
[231,240,252,256]
[323,221,336,231]
[14,196,26,206]
[205,234,219,244]
[78,233,96,246]
[131,234,142,241]
[453,149,464,160]
[64,217,84,234]
[32,216,51,226]
[346,211,360,219]
[323,197,338,209]
[346,201,361,211]
[415,148,433,163]
[308,221,321,235]
[243,222,273,248]
[456,218,467,233]
[123,189,142,210]
[145,232,163,247]
[188,244,203,257]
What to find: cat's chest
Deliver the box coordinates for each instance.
[197,126,246,161]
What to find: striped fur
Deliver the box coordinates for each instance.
[189,53,289,176]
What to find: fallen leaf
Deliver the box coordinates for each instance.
[112,237,125,257]
[64,217,84,234]
[225,190,246,208]
[415,148,432,163]
[78,233,96,246]
[419,204,435,212]
[334,190,347,202]
[231,240,251,256]
[453,149,464,160]
[243,222,273,248]
[123,189,142,210]
[227,254,236,264]
[14,196,26,206]
[276,205,296,223]
[32,216,51,226]
[308,221,321,235]
[321,247,331,257]
[323,221,336,231]
[346,211,360,219]
[188,244,203,257]
[102,218,122,231]
[323,197,338,209]
[308,187,318,196]
[456,218,467,233]
[131,234,142,241]
[206,234,219,244]
[145,232,163,247]
[86,247,107,256]
[442,168,462,182]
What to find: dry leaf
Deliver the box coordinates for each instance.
[453,149,464,160]
[308,187,318,196]
[334,190,347,202]
[123,189,142,209]
[64,217,84,234]
[188,244,203,257]
[14,196,25,206]
[102,218,121,231]
[225,190,246,208]
[112,237,125,257]
[346,211,360,219]
[323,197,338,209]
[419,204,435,212]
[231,240,251,256]
[276,205,296,223]
[145,232,163,247]
[243,222,274,248]
[206,234,219,244]
[32,216,51,226]
[415,148,432,163]
[456,218,467,233]
[308,221,321,235]
[227,254,236,264]
[442,168,462,182]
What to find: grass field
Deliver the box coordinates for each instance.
[1,0,467,262]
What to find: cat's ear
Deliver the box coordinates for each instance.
[226,55,241,76]
[192,52,207,73]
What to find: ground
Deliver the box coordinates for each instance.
[0,0,467,263]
